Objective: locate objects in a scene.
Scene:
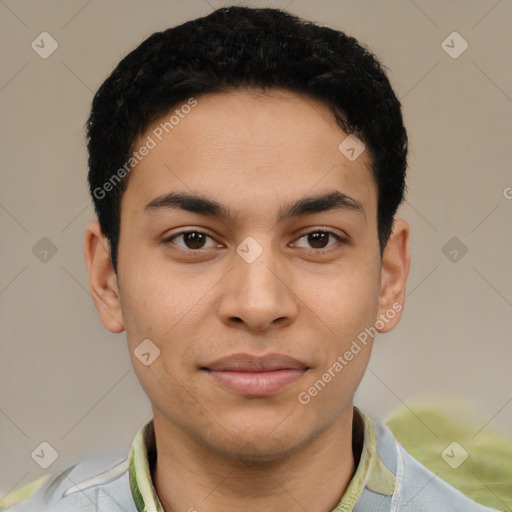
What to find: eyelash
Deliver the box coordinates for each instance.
[163,229,346,253]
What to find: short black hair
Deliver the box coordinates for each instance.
[87,6,408,272]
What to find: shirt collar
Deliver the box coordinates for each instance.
[128,407,395,512]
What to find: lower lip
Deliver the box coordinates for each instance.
[206,369,307,397]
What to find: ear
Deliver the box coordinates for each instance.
[84,221,125,333]
[376,218,410,333]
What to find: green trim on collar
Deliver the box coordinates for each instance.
[331,407,394,511]
[129,418,164,512]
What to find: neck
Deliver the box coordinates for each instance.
[152,406,360,512]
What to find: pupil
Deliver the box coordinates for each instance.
[309,232,328,248]
[186,232,205,249]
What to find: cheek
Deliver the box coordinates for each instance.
[118,257,196,344]
[313,259,381,400]
[303,261,381,344]
[117,261,215,398]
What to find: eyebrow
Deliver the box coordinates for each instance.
[144,190,366,223]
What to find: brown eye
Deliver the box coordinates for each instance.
[293,230,344,251]
[166,231,219,250]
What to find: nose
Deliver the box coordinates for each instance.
[216,246,299,332]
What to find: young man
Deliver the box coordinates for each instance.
[1,6,499,512]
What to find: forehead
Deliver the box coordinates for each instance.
[122,89,376,222]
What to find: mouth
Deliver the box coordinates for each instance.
[201,353,309,397]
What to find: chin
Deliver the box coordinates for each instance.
[198,415,317,465]
[211,434,305,464]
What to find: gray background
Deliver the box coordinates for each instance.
[1,0,511,499]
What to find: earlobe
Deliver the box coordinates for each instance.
[84,221,125,333]
[376,218,410,333]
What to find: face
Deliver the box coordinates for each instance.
[86,89,409,461]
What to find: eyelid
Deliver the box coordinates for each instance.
[291,228,347,249]
[163,229,221,250]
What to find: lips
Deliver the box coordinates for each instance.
[205,354,308,372]
[202,354,309,397]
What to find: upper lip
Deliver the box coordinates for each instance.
[203,353,308,372]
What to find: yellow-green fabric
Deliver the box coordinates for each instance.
[0,477,48,510]
[385,396,512,512]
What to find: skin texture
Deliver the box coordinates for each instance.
[85,89,410,512]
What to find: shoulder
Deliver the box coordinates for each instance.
[372,420,499,511]
[1,449,136,512]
